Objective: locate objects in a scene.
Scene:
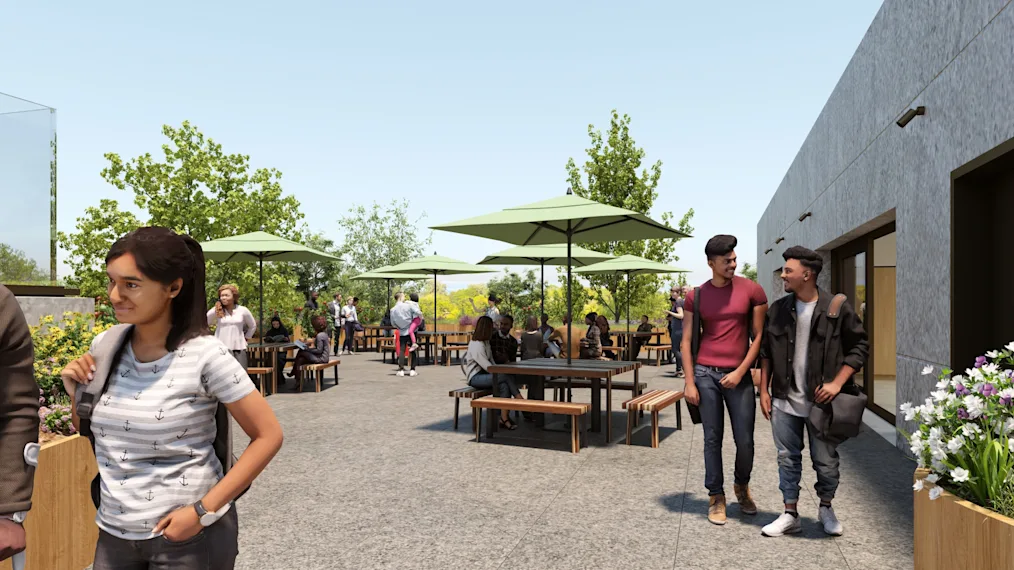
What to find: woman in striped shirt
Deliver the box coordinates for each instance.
[61,227,283,569]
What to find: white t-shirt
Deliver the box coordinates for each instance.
[206,306,255,351]
[89,334,256,539]
[774,298,817,418]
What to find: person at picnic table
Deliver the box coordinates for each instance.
[462,316,527,430]
[629,315,654,360]
[60,226,283,569]
[390,292,421,377]
[469,293,501,324]
[581,312,603,359]
[262,316,291,370]
[287,315,331,379]
[548,314,582,359]
[520,316,545,360]
[206,284,256,368]
[538,313,553,337]
[596,315,613,358]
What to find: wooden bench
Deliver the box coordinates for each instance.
[449,386,491,431]
[379,337,397,363]
[246,367,275,396]
[623,389,683,448]
[642,345,670,366]
[546,378,646,402]
[441,344,468,366]
[299,358,340,393]
[471,397,590,453]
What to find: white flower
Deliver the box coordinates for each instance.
[936,379,951,390]
[1001,389,1014,402]
[967,368,984,381]
[962,423,982,437]
[982,363,1000,375]
[986,350,1001,359]
[910,440,926,455]
[947,436,965,453]
[931,390,949,403]
[951,377,966,389]
[1005,341,1014,352]
[963,395,985,419]
[932,448,947,461]
[951,467,970,483]
[1009,439,1014,454]
[913,479,924,491]
[900,402,916,421]
[926,473,940,484]
[929,487,943,500]
[922,365,935,376]
[1005,419,1014,435]
[932,459,947,472]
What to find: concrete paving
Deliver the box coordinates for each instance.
[224,353,915,570]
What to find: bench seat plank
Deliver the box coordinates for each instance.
[301,359,340,393]
[471,397,589,453]
[621,389,683,448]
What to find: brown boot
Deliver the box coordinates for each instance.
[708,494,727,525]
[734,484,758,515]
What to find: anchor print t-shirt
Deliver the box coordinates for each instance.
[89,334,255,539]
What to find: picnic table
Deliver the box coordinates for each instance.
[417,330,470,364]
[610,330,665,360]
[486,358,641,443]
[247,341,298,394]
[361,324,394,352]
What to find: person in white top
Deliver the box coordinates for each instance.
[206,284,256,369]
[59,226,283,569]
[469,293,501,324]
[461,316,528,430]
[340,297,359,355]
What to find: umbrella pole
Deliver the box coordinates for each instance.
[626,271,631,360]
[434,272,438,363]
[566,223,572,366]
[540,261,545,321]
[259,258,264,343]
[387,279,392,314]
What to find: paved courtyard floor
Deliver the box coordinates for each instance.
[228,353,915,570]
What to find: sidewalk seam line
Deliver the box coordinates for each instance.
[672,420,694,570]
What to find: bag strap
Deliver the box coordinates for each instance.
[691,287,702,363]
[76,324,133,440]
[821,293,849,383]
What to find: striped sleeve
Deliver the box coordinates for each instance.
[199,339,257,404]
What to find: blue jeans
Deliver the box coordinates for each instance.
[695,364,756,496]
[770,407,840,503]
[669,320,683,371]
[468,372,510,397]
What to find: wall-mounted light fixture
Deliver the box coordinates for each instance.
[764,248,773,254]
[798,211,812,222]
[896,106,925,128]
[775,237,785,244]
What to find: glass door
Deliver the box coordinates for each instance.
[836,251,867,394]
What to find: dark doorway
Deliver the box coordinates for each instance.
[952,146,1014,371]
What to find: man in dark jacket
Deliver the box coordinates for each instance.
[758,246,868,538]
[0,285,39,561]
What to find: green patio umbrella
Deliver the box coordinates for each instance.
[431,189,690,363]
[576,255,688,356]
[380,254,491,333]
[351,270,432,314]
[201,231,340,340]
[478,244,613,319]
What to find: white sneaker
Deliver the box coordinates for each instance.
[396,370,405,377]
[818,505,843,536]
[409,370,418,377]
[761,513,802,537]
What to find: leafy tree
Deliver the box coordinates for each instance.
[486,269,539,323]
[334,200,431,316]
[566,110,694,322]
[58,199,142,297]
[62,122,305,325]
[545,275,592,323]
[292,232,342,296]
[740,262,758,282]
[0,243,51,284]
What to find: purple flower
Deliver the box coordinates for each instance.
[956,384,970,396]
[958,408,969,419]
[976,356,988,368]
[982,383,998,397]
[1002,396,1012,406]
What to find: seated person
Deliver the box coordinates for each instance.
[520,316,544,361]
[287,315,330,378]
[548,314,582,359]
[538,314,554,338]
[462,316,526,429]
[263,316,290,342]
[630,315,653,359]
[580,312,602,359]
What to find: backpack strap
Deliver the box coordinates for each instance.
[827,293,847,319]
[690,287,702,363]
[76,324,133,439]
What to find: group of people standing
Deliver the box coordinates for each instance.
[678,234,869,538]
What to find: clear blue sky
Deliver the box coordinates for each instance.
[1,0,883,288]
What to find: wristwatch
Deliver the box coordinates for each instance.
[192,500,230,527]
[0,512,26,524]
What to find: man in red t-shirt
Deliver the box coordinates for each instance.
[681,235,767,526]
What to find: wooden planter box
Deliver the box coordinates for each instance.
[914,468,1014,569]
[0,435,98,570]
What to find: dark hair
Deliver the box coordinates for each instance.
[585,312,598,323]
[595,315,609,332]
[472,316,494,342]
[501,314,514,324]
[409,292,419,303]
[641,315,649,320]
[311,315,327,333]
[782,246,823,276]
[351,297,359,304]
[106,227,209,351]
[271,316,282,326]
[705,234,738,259]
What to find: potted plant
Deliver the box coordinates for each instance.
[905,342,1014,569]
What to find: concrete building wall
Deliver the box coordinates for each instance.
[16,296,94,328]
[756,0,1014,449]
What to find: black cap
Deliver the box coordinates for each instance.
[488,293,500,303]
